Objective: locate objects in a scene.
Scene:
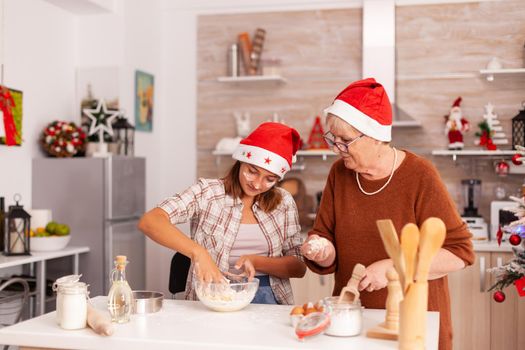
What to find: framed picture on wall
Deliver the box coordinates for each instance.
[135,70,154,132]
[0,87,23,146]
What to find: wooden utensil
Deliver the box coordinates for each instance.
[399,281,428,350]
[376,219,406,291]
[415,217,446,282]
[400,223,420,292]
[338,263,366,304]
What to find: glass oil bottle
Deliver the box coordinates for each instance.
[107,255,133,323]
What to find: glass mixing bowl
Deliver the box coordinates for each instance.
[194,277,259,312]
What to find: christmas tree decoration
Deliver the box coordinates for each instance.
[493,290,505,303]
[509,234,522,246]
[444,97,470,150]
[83,99,120,157]
[488,195,525,298]
[40,120,86,157]
[475,103,508,146]
[307,116,328,150]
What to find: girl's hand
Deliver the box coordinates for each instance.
[300,234,336,266]
[358,259,393,292]
[192,248,225,283]
[232,255,257,281]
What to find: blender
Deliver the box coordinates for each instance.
[461,179,488,240]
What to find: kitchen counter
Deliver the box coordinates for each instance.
[0,296,440,350]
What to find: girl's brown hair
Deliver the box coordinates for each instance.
[223,161,283,213]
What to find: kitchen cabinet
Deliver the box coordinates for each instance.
[448,252,525,350]
[290,269,334,305]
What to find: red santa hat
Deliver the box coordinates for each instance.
[232,122,301,178]
[452,97,462,108]
[323,78,392,142]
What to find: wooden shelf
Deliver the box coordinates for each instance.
[479,68,525,81]
[212,149,337,161]
[432,149,517,161]
[216,75,287,84]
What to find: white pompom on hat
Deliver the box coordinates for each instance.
[323,78,393,142]
[232,122,301,179]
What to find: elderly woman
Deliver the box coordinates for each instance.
[301,78,474,350]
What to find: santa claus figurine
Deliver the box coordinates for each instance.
[445,97,470,150]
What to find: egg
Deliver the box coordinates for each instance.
[290,306,304,315]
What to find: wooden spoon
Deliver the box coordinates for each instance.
[338,263,366,304]
[376,219,406,291]
[415,217,446,282]
[400,223,420,292]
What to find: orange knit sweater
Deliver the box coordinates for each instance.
[305,151,475,350]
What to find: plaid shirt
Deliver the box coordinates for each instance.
[158,178,303,305]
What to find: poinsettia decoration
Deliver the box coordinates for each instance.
[40,120,86,157]
[475,120,497,150]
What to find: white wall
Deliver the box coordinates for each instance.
[0,0,76,208]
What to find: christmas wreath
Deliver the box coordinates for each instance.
[40,120,86,157]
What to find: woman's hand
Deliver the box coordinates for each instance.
[300,234,336,267]
[358,259,393,292]
[192,247,224,283]
[233,255,257,281]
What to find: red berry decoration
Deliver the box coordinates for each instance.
[512,153,523,165]
[493,291,505,303]
[509,234,522,246]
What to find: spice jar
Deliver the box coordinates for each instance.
[53,275,82,325]
[322,296,363,337]
[57,281,88,330]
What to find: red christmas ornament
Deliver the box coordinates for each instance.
[495,160,509,176]
[493,291,505,303]
[496,225,503,246]
[512,154,523,165]
[514,277,525,297]
[509,234,522,246]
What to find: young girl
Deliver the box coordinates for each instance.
[138,122,306,304]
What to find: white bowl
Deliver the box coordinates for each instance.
[30,235,71,252]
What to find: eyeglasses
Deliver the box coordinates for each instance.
[323,131,364,154]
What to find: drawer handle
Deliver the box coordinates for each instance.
[479,256,485,293]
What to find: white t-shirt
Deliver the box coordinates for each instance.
[228,223,269,274]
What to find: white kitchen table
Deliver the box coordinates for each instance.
[0,246,90,316]
[0,295,439,350]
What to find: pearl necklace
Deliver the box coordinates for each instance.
[356,147,398,196]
